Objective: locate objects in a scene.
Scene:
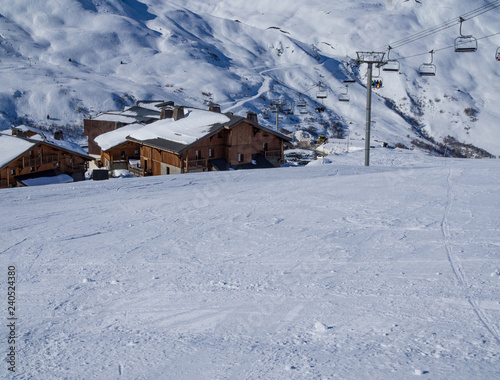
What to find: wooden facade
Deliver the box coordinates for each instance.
[0,140,93,188]
[100,141,141,170]
[84,119,126,156]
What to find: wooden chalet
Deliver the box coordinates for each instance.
[0,129,94,188]
[94,123,143,171]
[125,106,291,176]
[84,100,168,155]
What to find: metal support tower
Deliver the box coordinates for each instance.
[356,52,386,166]
[270,99,286,131]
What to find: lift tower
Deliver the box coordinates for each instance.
[356,52,386,166]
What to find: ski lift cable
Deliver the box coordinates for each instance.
[396,30,500,61]
[375,1,500,51]
[382,2,500,50]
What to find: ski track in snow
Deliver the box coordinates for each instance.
[441,167,500,346]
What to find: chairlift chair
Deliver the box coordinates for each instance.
[338,85,350,102]
[372,65,383,89]
[383,46,400,72]
[297,94,307,108]
[419,50,436,76]
[496,47,500,61]
[454,17,477,53]
[316,82,328,99]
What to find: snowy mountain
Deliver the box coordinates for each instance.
[1,149,500,378]
[0,0,499,154]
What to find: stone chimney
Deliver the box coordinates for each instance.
[173,106,185,121]
[54,130,64,140]
[209,103,221,113]
[246,112,258,123]
[160,107,174,120]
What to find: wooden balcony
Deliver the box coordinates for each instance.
[23,155,59,168]
[187,158,208,171]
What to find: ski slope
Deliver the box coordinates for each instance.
[1,148,499,379]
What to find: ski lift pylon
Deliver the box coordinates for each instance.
[419,50,436,76]
[383,46,400,72]
[454,17,477,53]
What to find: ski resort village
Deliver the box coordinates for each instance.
[1,0,500,379]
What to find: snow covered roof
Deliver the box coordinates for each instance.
[92,103,161,124]
[92,112,141,124]
[0,134,36,169]
[94,123,144,151]
[127,108,291,154]
[128,108,231,146]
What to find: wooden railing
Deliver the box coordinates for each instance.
[187,159,208,170]
[128,165,146,177]
[23,155,59,168]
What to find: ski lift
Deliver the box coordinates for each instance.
[454,17,477,53]
[338,85,350,102]
[343,78,356,83]
[383,46,400,72]
[316,82,328,99]
[297,93,307,108]
[262,109,271,119]
[496,47,500,61]
[372,65,383,89]
[419,50,436,76]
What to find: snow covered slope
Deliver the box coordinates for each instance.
[0,0,499,154]
[0,149,499,379]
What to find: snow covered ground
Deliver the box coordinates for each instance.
[1,148,499,379]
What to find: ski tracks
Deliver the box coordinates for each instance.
[441,167,500,346]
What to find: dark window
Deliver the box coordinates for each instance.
[209,149,214,158]
[195,150,200,160]
[238,153,243,162]
[121,151,125,159]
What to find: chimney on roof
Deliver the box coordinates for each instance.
[173,106,185,121]
[54,130,64,140]
[160,107,174,120]
[246,112,258,123]
[209,103,221,113]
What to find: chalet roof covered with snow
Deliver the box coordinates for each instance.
[94,123,144,151]
[126,108,291,154]
[0,134,37,169]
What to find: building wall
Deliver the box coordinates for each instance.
[101,141,140,170]
[84,119,121,155]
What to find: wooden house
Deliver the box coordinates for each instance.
[94,123,144,170]
[84,100,167,155]
[125,107,291,176]
[0,131,94,188]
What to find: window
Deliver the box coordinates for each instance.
[121,151,125,159]
[209,149,214,158]
[195,150,200,160]
[218,132,222,138]
[238,153,243,162]
[11,169,15,175]
[263,143,268,152]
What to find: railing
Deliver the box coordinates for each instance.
[128,165,146,177]
[187,159,208,170]
[264,150,281,158]
[23,155,59,168]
